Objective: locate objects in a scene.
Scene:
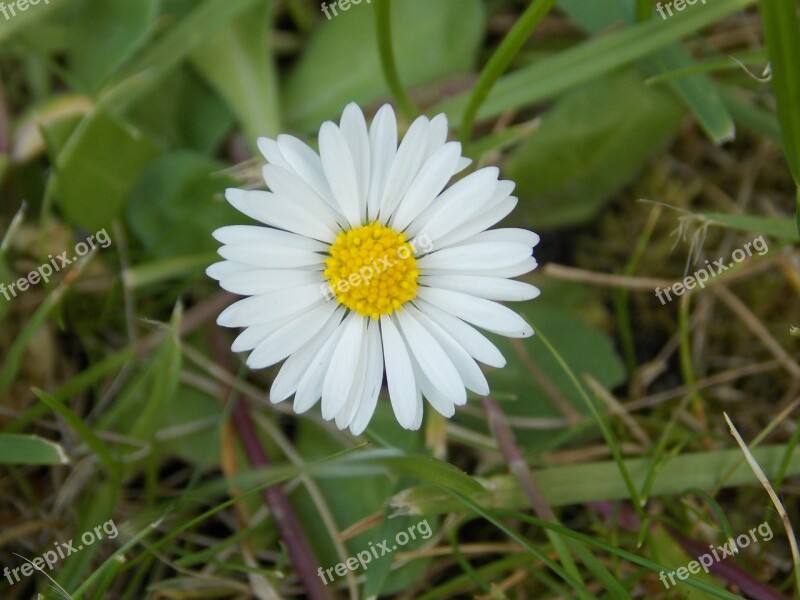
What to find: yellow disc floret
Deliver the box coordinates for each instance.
[324,222,419,319]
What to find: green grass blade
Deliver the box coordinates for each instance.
[392,444,800,513]
[758,0,800,185]
[0,251,96,395]
[459,0,558,141]
[32,388,122,479]
[436,0,754,122]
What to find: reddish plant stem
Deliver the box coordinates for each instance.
[482,397,555,521]
[210,327,332,600]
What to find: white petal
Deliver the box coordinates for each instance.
[367,104,397,220]
[276,134,338,211]
[395,309,465,405]
[431,197,518,249]
[349,320,384,435]
[389,142,462,232]
[256,137,291,170]
[219,269,322,296]
[380,314,418,429]
[378,115,430,221]
[410,177,513,243]
[456,227,540,248]
[465,257,539,278]
[417,242,531,271]
[247,302,340,369]
[321,314,366,420]
[262,164,344,229]
[225,189,337,243]
[231,319,286,352]
[411,387,424,430]
[419,275,540,302]
[406,167,499,240]
[407,304,488,396]
[455,156,472,173]
[294,321,348,413]
[319,122,361,227]
[212,225,329,252]
[334,342,368,430]
[340,103,371,223]
[216,285,325,327]
[218,245,325,269]
[206,261,250,281]
[270,307,346,403]
[425,113,449,158]
[416,287,533,338]
[413,298,507,368]
[410,356,455,418]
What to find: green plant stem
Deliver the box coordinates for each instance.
[678,294,705,426]
[374,0,417,121]
[459,0,557,142]
[613,204,661,375]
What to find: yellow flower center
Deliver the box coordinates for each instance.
[324,222,419,319]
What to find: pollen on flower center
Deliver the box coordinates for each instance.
[324,222,419,319]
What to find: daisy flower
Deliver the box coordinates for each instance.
[208,103,540,435]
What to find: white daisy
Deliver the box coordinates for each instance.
[208,103,540,435]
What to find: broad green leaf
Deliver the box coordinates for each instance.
[0,0,60,44]
[505,69,684,229]
[102,0,264,112]
[125,68,235,154]
[51,110,159,230]
[126,152,239,259]
[66,0,157,92]
[12,94,92,162]
[479,303,626,451]
[648,524,722,600]
[0,433,68,465]
[463,119,539,159]
[283,0,484,130]
[190,2,281,144]
[158,387,220,467]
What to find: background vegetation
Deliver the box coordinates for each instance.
[1,0,799,598]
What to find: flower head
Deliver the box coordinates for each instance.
[208,103,540,434]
